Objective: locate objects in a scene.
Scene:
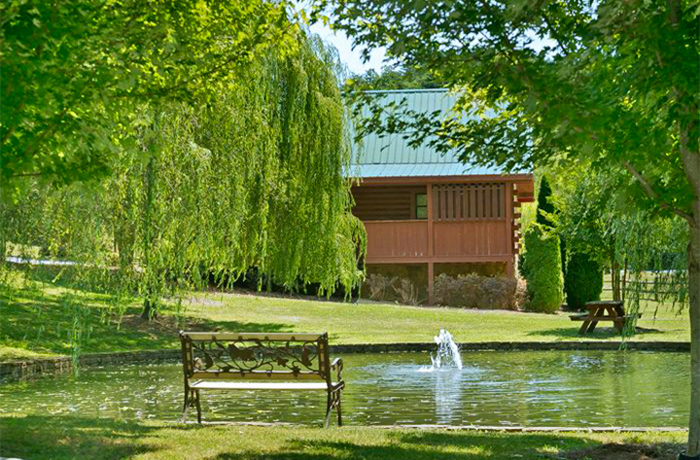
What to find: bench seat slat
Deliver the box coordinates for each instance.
[189,381,338,390]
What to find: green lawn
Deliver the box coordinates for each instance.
[0,415,687,460]
[0,268,690,360]
[0,269,693,459]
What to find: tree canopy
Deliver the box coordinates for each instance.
[318,0,700,453]
[320,0,697,218]
[1,0,293,188]
[2,23,365,319]
[348,63,443,91]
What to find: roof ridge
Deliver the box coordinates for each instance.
[362,161,464,164]
[363,88,449,94]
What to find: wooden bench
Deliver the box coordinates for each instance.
[179,331,344,427]
[569,301,641,334]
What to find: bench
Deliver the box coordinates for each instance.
[179,331,344,427]
[569,301,642,334]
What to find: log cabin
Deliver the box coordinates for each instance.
[349,88,534,303]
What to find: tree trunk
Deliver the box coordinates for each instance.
[141,296,157,320]
[678,111,699,455]
[688,204,700,456]
[141,143,157,320]
[612,259,621,301]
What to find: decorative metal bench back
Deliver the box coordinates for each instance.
[179,332,331,382]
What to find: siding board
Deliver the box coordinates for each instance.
[352,185,424,221]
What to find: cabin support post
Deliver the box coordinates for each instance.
[506,259,514,277]
[427,182,434,304]
[428,261,434,304]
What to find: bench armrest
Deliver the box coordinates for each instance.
[330,357,344,383]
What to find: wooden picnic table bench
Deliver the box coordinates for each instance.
[179,331,344,427]
[569,301,642,334]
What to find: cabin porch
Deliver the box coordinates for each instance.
[351,176,534,303]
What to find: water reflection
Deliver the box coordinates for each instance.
[433,368,462,424]
[0,351,690,427]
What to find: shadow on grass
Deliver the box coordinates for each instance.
[12,263,124,298]
[526,326,664,340]
[1,272,291,358]
[212,430,601,460]
[0,415,685,460]
[0,415,163,460]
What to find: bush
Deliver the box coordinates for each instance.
[393,278,420,305]
[565,251,603,310]
[433,273,480,307]
[432,273,523,310]
[517,252,528,279]
[536,175,555,227]
[522,224,564,313]
[514,277,529,307]
[364,274,397,301]
[432,273,460,305]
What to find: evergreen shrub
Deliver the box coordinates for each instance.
[536,175,555,226]
[522,224,564,313]
[565,252,603,310]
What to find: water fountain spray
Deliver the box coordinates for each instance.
[430,329,463,370]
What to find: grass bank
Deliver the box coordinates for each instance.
[0,415,688,460]
[0,268,690,360]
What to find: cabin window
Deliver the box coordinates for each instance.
[415,193,428,219]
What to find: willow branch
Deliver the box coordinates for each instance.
[540,13,571,57]
[127,18,294,101]
[623,161,695,224]
[8,172,49,179]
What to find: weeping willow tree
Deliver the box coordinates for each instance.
[1,30,365,320]
[547,164,688,331]
[613,213,688,337]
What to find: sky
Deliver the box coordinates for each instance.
[305,15,388,76]
[297,3,554,77]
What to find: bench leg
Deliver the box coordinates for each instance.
[181,389,190,423]
[587,320,599,333]
[182,389,201,423]
[324,392,332,428]
[194,390,202,424]
[336,392,343,427]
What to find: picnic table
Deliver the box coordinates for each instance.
[569,300,641,334]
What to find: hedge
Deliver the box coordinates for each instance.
[432,273,526,310]
[565,251,603,310]
[522,224,564,313]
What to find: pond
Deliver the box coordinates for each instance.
[0,351,689,427]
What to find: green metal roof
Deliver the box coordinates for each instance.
[350,88,505,178]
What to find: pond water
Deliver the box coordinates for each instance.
[0,351,690,427]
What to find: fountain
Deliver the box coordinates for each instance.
[430,329,463,370]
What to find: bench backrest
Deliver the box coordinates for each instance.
[179,332,331,382]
